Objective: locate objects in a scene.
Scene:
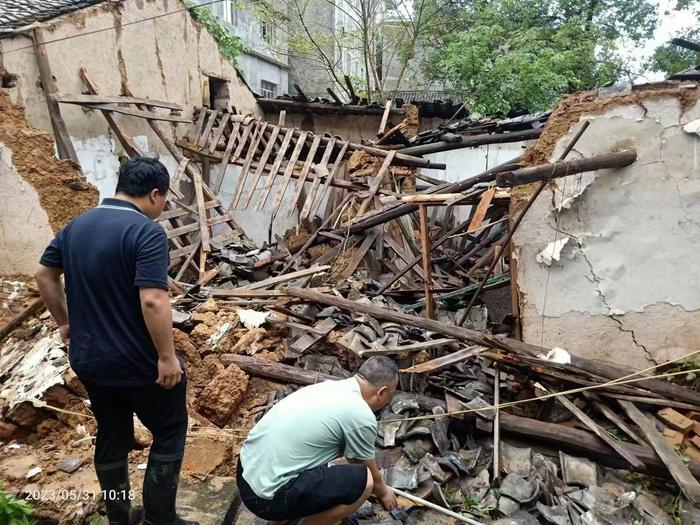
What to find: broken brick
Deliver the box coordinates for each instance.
[663,428,684,447]
[657,408,694,434]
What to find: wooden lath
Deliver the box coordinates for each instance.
[71,70,246,280]
[187,111,410,220]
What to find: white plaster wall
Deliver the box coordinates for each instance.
[513,93,700,369]
[0,142,54,275]
[216,163,300,245]
[0,0,274,244]
[423,142,529,222]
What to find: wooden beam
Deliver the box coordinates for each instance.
[51,93,183,111]
[32,29,80,164]
[221,353,337,384]
[619,400,700,505]
[496,150,638,187]
[0,299,45,342]
[285,287,700,406]
[377,99,393,136]
[401,346,485,374]
[550,387,644,469]
[500,413,700,477]
[236,265,331,291]
[418,203,434,319]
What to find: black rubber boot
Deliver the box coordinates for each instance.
[143,455,198,525]
[95,460,144,525]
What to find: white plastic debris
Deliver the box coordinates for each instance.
[207,322,232,348]
[536,237,570,266]
[8,443,21,449]
[137,463,147,470]
[26,466,42,479]
[236,309,270,330]
[683,118,700,136]
[537,347,572,364]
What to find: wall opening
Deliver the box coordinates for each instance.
[209,76,230,109]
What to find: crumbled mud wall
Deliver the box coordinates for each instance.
[0,91,98,275]
[512,82,700,369]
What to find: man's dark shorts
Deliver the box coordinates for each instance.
[236,457,368,521]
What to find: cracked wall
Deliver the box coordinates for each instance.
[0,0,260,195]
[513,86,700,369]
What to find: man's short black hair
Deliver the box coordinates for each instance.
[115,157,170,197]
[357,356,399,387]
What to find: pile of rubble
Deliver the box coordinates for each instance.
[2,79,700,525]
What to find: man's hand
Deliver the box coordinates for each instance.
[58,324,70,344]
[156,354,183,389]
[375,483,398,511]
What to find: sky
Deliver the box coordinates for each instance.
[624,0,698,81]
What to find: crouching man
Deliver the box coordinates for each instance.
[237,356,399,524]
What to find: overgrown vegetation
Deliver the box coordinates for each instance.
[419,0,659,115]
[186,1,245,65]
[0,484,35,525]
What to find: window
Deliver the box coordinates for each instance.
[260,80,277,98]
[261,19,274,45]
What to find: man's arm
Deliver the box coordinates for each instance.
[35,265,70,343]
[348,457,398,511]
[140,287,182,389]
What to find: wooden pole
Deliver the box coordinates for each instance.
[418,204,434,319]
[32,29,80,164]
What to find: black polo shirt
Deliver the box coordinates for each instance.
[39,198,169,387]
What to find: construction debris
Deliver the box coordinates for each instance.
[1,69,700,525]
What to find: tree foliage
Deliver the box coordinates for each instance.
[649,27,700,76]
[187,1,245,65]
[421,0,659,115]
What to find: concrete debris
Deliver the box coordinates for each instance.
[536,237,570,266]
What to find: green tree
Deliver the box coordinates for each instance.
[649,28,700,76]
[420,0,658,115]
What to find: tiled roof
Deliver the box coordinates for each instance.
[0,0,107,32]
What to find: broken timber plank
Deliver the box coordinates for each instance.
[237,265,331,291]
[300,139,337,221]
[208,112,230,153]
[51,93,182,111]
[213,121,239,193]
[80,68,142,157]
[468,188,496,233]
[583,393,648,447]
[549,386,644,469]
[619,400,700,505]
[289,135,322,214]
[377,99,393,136]
[401,346,485,374]
[221,353,336,384]
[271,130,309,217]
[356,150,396,217]
[243,125,282,208]
[257,128,295,211]
[418,203,434,319]
[501,413,700,477]
[308,142,349,220]
[192,169,211,252]
[230,123,265,209]
[338,227,380,280]
[82,103,191,123]
[33,29,80,164]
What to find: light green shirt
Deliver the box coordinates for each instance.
[239,377,377,499]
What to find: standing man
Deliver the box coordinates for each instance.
[237,356,400,525]
[35,157,197,525]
